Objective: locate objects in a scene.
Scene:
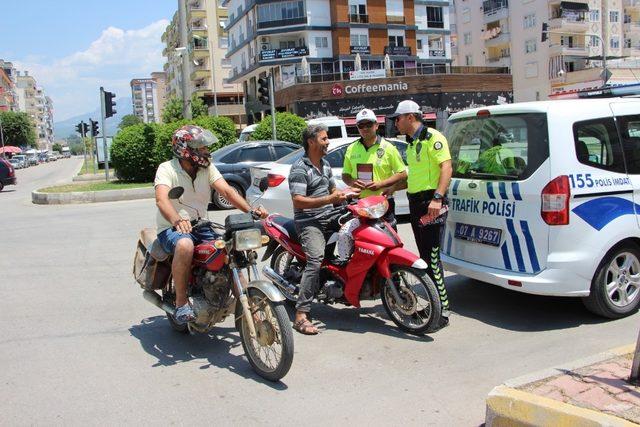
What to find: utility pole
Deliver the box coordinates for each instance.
[0,114,5,158]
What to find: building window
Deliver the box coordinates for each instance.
[417,39,423,50]
[463,32,471,45]
[523,13,536,29]
[610,36,620,49]
[525,61,538,78]
[279,40,296,49]
[388,35,405,47]
[462,8,470,23]
[386,0,404,20]
[610,11,619,22]
[465,55,473,65]
[221,58,232,68]
[525,39,537,53]
[590,35,600,47]
[426,7,444,28]
[351,33,369,46]
[349,0,367,22]
[590,9,600,21]
[315,37,328,48]
[257,1,305,28]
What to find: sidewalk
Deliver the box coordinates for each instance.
[486,344,640,426]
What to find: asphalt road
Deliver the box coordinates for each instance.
[1,159,639,426]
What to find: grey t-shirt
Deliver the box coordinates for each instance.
[289,156,336,221]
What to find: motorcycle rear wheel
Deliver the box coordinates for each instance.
[380,265,442,335]
[236,288,294,382]
[270,246,299,303]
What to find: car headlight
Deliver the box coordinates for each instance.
[234,228,262,251]
[357,199,389,219]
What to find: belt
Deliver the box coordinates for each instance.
[407,190,435,201]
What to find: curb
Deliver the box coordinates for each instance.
[72,174,109,182]
[486,344,637,426]
[32,187,154,205]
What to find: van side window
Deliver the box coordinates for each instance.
[573,118,625,173]
[616,115,640,174]
[326,126,343,139]
[325,145,348,168]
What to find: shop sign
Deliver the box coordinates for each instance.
[350,45,371,54]
[384,46,412,56]
[349,69,386,81]
[260,46,309,61]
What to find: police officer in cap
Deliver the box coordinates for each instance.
[342,108,407,225]
[387,100,452,328]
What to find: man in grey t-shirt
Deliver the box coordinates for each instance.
[288,124,353,335]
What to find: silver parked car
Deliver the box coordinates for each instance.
[246,137,410,217]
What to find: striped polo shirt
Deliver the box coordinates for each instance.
[288,156,336,221]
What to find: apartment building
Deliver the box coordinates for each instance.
[14,72,54,149]
[452,0,640,101]
[162,0,245,124]
[220,0,513,123]
[0,60,18,112]
[130,72,168,123]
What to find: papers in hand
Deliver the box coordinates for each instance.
[356,163,373,183]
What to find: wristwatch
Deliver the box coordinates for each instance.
[433,192,444,200]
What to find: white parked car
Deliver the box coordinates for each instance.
[441,97,640,318]
[246,137,410,217]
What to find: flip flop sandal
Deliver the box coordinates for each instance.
[293,318,319,335]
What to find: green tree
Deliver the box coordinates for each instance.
[111,124,157,182]
[0,111,36,147]
[118,114,142,130]
[191,95,208,118]
[162,97,184,123]
[52,143,63,153]
[251,112,306,144]
[194,116,236,150]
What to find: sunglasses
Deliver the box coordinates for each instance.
[357,122,375,129]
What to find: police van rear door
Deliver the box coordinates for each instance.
[444,109,551,274]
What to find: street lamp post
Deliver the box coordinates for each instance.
[174,46,190,119]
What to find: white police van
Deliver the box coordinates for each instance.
[441,96,640,318]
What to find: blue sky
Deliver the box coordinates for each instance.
[0,0,177,121]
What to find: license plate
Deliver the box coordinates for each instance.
[454,223,502,247]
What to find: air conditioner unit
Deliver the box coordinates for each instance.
[260,36,270,44]
[261,43,271,51]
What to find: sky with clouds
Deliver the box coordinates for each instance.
[0,0,177,121]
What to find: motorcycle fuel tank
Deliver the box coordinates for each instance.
[193,242,226,271]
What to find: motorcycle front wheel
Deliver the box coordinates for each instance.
[380,265,442,335]
[236,288,294,382]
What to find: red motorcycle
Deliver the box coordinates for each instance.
[261,195,442,334]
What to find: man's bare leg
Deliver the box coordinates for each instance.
[172,238,194,307]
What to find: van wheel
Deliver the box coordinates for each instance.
[583,243,640,319]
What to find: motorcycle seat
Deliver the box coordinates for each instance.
[271,216,299,243]
[139,227,170,262]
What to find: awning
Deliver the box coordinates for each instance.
[561,1,589,11]
[0,146,22,154]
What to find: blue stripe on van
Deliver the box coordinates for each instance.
[446,231,453,255]
[506,219,526,272]
[498,182,508,200]
[511,182,523,201]
[452,179,460,196]
[501,241,512,270]
[487,182,496,199]
[520,220,540,273]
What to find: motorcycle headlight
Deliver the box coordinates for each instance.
[234,228,262,251]
[357,199,389,219]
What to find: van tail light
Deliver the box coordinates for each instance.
[267,173,285,187]
[541,175,570,225]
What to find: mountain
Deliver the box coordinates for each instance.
[54,97,133,140]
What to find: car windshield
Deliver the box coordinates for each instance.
[446,113,549,181]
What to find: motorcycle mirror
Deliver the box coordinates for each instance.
[168,186,184,200]
[258,177,268,193]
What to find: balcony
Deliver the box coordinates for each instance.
[485,31,510,47]
[189,45,210,59]
[549,13,589,32]
[191,68,211,81]
[349,14,369,23]
[550,42,589,56]
[386,15,406,24]
[193,84,212,97]
[189,25,208,38]
[625,0,640,11]
[188,3,207,20]
[483,0,509,22]
[428,48,446,57]
[257,16,306,30]
[486,54,511,67]
[210,103,245,116]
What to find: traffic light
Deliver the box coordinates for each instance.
[257,77,270,105]
[104,90,117,118]
[541,22,548,42]
[90,119,99,137]
[75,122,85,136]
[82,122,89,136]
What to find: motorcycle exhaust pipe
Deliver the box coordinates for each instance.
[143,290,176,316]
[262,266,298,296]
